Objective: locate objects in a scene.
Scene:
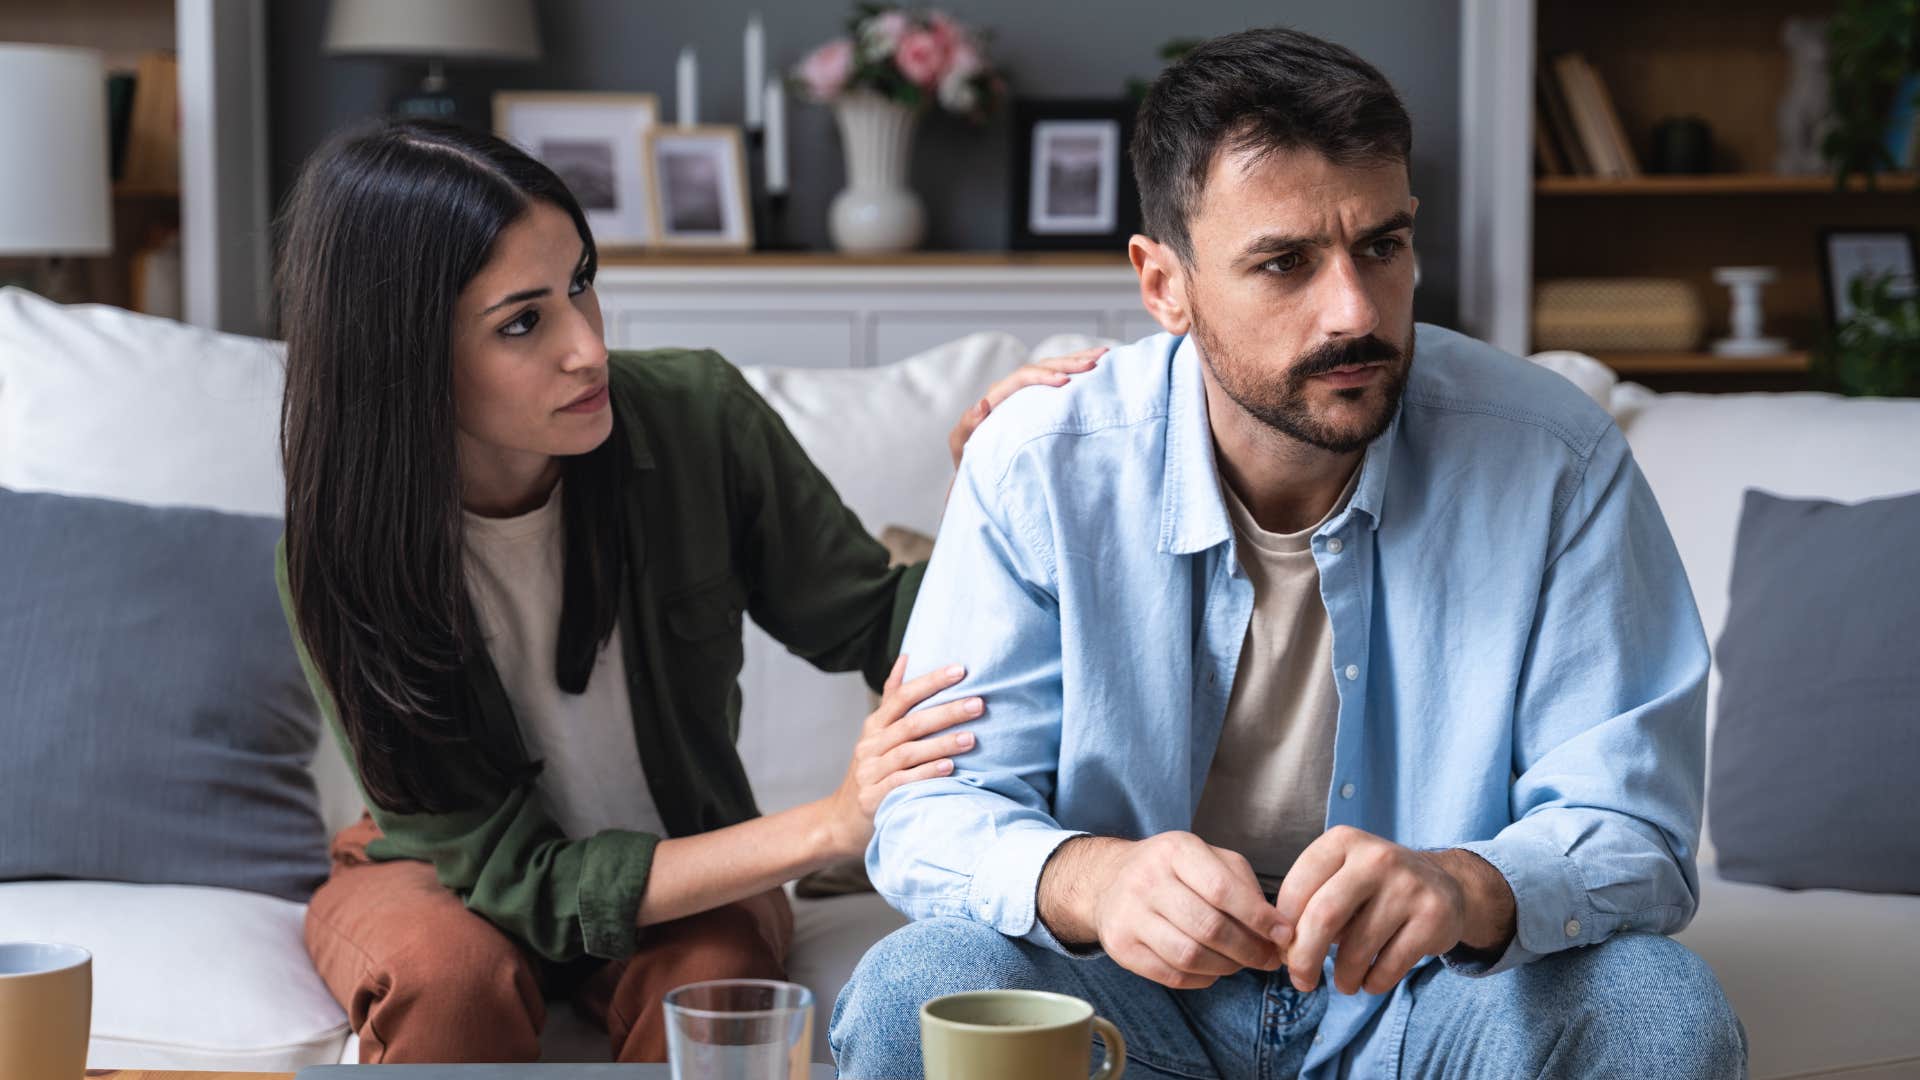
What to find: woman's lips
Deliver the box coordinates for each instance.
[559,384,609,413]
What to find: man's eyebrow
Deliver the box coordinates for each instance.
[1236,210,1416,262]
[477,243,592,318]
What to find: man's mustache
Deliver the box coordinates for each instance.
[1291,335,1404,380]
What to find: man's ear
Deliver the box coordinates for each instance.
[1130,234,1192,336]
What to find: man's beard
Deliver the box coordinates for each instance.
[1190,301,1412,454]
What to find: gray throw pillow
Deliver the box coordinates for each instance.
[0,487,327,901]
[1709,488,1920,895]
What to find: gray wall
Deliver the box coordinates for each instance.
[270,0,1460,325]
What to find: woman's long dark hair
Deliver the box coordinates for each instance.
[278,119,625,815]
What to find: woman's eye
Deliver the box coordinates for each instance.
[1262,253,1305,275]
[501,308,539,337]
[570,273,593,296]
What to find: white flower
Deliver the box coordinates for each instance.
[938,67,979,114]
[859,11,909,63]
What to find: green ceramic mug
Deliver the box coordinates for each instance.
[921,989,1125,1079]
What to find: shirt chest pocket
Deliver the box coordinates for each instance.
[661,573,750,721]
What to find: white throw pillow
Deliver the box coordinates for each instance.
[731,331,1040,815]
[1525,349,1619,412]
[0,287,285,516]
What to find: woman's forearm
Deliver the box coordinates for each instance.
[635,797,850,927]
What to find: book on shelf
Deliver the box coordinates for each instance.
[1549,52,1640,179]
[1536,69,1590,175]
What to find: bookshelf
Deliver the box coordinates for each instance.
[1459,0,1920,392]
[1529,0,1920,390]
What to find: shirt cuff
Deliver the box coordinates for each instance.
[965,826,1089,957]
[1445,832,1596,978]
[578,828,661,961]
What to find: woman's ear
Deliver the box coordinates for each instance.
[1130,234,1192,336]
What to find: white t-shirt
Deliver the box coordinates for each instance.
[462,482,666,840]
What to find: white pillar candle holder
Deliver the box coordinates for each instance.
[1711,266,1790,357]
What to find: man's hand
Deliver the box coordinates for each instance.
[1275,826,1516,996]
[1038,833,1287,990]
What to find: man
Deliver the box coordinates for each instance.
[831,26,1746,1080]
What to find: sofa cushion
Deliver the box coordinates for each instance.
[0,487,327,901]
[0,287,285,516]
[1675,870,1920,1079]
[0,881,348,1071]
[1708,489,1920,894]
[1616,390,1920,863]
[731,333,1044,816]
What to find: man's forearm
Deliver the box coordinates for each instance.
[1035,835,1129,946]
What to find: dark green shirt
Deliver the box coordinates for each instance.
[276,348,925,963]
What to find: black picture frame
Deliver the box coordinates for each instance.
[1817,226,1919,328]
[1010,99,1141,251]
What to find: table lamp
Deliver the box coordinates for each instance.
[324,0,541,124]
[0,43,112,303]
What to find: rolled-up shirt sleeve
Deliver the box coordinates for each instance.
[1444,425,1710,978]
[865,435,1090,955]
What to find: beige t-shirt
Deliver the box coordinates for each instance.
[1190,471,1356,895]
[463,482,666,840]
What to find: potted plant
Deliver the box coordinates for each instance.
[795,5,1004,252]
[1817,270,1920,396]
[1822,0,1920,188]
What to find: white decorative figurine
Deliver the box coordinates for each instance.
[1776,17,1834,175]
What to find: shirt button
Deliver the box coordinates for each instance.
[1326,537,1344,555]
[1344,664,1359,681]
[1564,918,1581,938]
[1340,782,1356,799]
[1207,671,1217,686]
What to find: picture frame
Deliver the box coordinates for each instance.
[1818,226,1919,327]
[1010,99,1140,251]
[643,125,755,252]
[493,92,660,249]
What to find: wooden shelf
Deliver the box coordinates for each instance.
[598,250,1131,269]
[1588,350,1809,375]
[1537,173,1920,196]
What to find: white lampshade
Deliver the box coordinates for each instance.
[324,0,541,62]
[0,43,111,256]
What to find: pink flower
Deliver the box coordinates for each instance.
[928,11,965,52]
[894,28,951,89]
[945,37,983,83]
[798,38,854,102]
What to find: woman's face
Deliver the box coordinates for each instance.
[450,200,611,502]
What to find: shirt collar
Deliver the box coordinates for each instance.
[1158,334,1399,556]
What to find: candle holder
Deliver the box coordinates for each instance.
[748,127,799,251]
[1710,266,1790,357]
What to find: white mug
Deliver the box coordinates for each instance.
[0,942,92,1079]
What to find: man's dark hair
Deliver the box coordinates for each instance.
[1131,27,1413,263]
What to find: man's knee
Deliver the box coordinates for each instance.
[831,918,1031,1076]
[1547,933,1746,1076]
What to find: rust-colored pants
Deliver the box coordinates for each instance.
[305,814,793,1063]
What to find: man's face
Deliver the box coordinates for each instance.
[1179,144,1418,453]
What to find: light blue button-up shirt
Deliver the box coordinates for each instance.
[870,325,1709,1077]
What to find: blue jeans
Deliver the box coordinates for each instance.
[830,918,1748,1079]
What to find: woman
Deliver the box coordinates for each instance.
[274,118,1098,1063]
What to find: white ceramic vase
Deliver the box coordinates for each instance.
[829,92,925,253]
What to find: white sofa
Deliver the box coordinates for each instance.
[1,293,1915,1078]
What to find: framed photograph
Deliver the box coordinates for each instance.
[1011,99,1140,251]
[1819,227,1918,327]
[494,92,660,248]
[644,125,755,251]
